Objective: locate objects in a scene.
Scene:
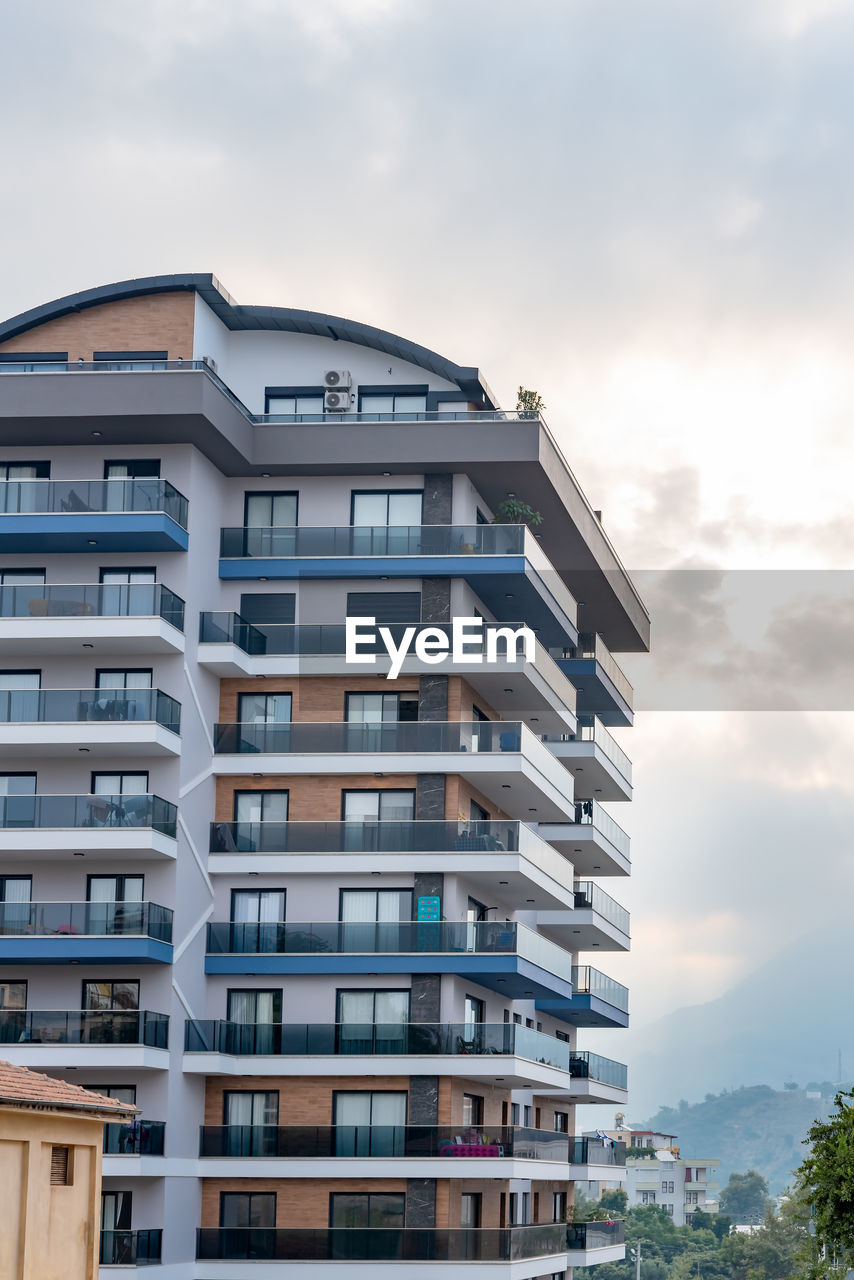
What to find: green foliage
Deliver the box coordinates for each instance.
[798,1088,854,1264]
[569,1189,617,1221]
[600,1188,629,1215]
[491,496,543,527]
[783,1083,798,1091]
[516,386,545,416]
[719,1171,772,1223]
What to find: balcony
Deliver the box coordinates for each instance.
[209,819,577,912]
[566,1220,626,1265]
[0,1009,169,1070]
[219,523,577,648]
[539,800,631,877]
[100,1228,162,1267]
[538,1050,629,1105]
[184,1020,574,1089]
[103,1119,166,1156]
[199,614,576,735]
[568,1137,628,1179]
[537,881,631,952]
[204,919,573,1004]
[545,716,632,801]
[0,900,173,963]
[557,633,634,726]
[0,792,178,860]
[0,582,185,655]
[212,720,574,820]
[0,477,188,553]
[196,1223,568,1265]
[537,965,629,1028]
[0,687,180,757]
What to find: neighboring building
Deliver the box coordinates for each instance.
[0,1059,135,1279]
[625,1151,720,1224]
[0,274,649,1278]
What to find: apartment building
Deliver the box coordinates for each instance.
[0,273,648,1278]
[625,1152,720,1224]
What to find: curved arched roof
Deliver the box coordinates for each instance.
[0,273,494,404]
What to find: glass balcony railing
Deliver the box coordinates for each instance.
[206,919,571,979]
[0,582,184,630]
[213,719,525,755]
[0,900,172,942]
[566,1221,626,1250]
[546,716,632,784]
[103,1120,165,1156]
[573,882,631,936]
[185,1020,570,1070]
[196,1223,567,1262]
[210,818,521,855]
[571,1137,627,1167]
[569,1050,628,1090]
[199,1124,570,1160]
[0,1009,168,1047]
[0,793,177,839]
[220,523,528,559]
[0,478,188,528]
[572,800,631,856]
[571,966,629,1012]
[561,634,633,707]
[0,688,180,734]
[100,1229,162,1266]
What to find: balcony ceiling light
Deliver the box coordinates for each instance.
[88,540,97,546]
[526,898,535,903]
[499,880,509,885]
[78,747,90,753]
[503,688,513,694]
[91,431,102,438]
[83,643,94,649]
[505,594,514,600]
[502,784,511,789]
[262,473,271,478]
[73,851,84,857]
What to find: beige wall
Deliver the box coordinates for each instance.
[0,292,196,361]
[0,1106,106,1280]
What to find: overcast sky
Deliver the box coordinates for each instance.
[4,0,854,1104]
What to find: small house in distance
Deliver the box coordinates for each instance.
[0,1060,136,1280]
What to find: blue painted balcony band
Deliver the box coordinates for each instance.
[0,901,173,964]
[218,524,577,648]
[558,633,634,726]
[537,964,629,1028]
[0,688,180,734]
[0,478,188,552]
[0,582,185,630]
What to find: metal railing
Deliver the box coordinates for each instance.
[569,1050,628,1089]
[566,1221,625,1249]
[571,966,630,1012]
[213,719,525,756]
[220,523,527,559]
[572,882,631,936]
[0,793,177,838]
[206,918,571,980]
[210,818,523,855]
[0,687,180,734]
[571,1137,627,1167]
[0,900,172,942]
[0,477,188,528]
[201,613,535,658]
[185,1020,570,1070]
[199,1123,569,1160]
[100,1228,162,1266]
[547,716,632,785]
[0,582,184,630]
[0,1009,168,1047]
[560,633,634,707]
[103,1120,165,1155]
[572,800,631,856]
[196,1223,567,1262]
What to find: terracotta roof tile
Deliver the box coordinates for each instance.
[0,1060,137,1117]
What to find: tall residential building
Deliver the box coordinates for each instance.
[0,274,648,1279]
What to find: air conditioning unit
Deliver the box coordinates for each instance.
[324,388,352,411]
[323,369,351,389]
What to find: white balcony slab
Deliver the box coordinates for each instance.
[0,617,184,656]
[538,822,630,877]
[567,1245,626,1267]
[194,1156,571,1180]
[0,723,180,757]
[191,1258,572,1280]
[536,1078,628,1105]
[0,1044,170,1070]
[0,828,177,861]
[537,908,630,953]
[547,739,632,802]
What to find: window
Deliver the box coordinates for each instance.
[641,1192,656,1205]
[99,568,156,584]
[87,876,144,934]
[0,464,50,514]
[87,875,144,902]
[686,1191,700,1205]
[101,1190,132,1232]
[0,353,66,367]
[346,591,421,625]
[244,491,298,527]
[664,1204,674,1216]
[98,570,156,618]
[104,461,160,478]
[0,464,49,481]
[0,980,26,1008]
[0,876,31,903]
[342,790,415,821]
[234,790,289,822]
[231,889,286,923]
[237,692,292,724]
[227,989,282,1024]
[460,1192,482,1229]
[336,989,410,1053]
[351,490,423,527]
[470,800,490,823]
[224,1091,279,1126]
[523,1104,533,1126]
[220,1192,276,1228]
[95,670,152,691]
[83,981,139,1010]
[329,1192,404,1229]
[0,570,45,585]
[265,392,324,415]
[553,1191,567,1221]
[89,1085,137,1106]
[553,1111,569,1133]
[238,592,296,630]
[344,692,418,723]
[50,1146,72,1185]
[339,888,411,950]
[0,775,37,826]
[358,392,428,414]
[464,995,485,1027]
[510,1103,520,1125]
[462,1094,483,1126]
[333,1091,407,1156]
[91,773,148,797]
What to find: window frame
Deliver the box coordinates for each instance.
[264,387,326,415]
[349,489,424,526]
[81,979,140,1011]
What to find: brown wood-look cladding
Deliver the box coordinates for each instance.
[0,292,196,360]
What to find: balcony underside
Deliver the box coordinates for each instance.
[219,557,577,649]
[536,993,629,1029]
[191,1259,572,1280]
[0,936,172,963]
[194,1156,570,1180]
[204,952,573,1005]
[0,1044,169,1070]
[197,649,576,736]
[536,1077,628,1104]
[536,909,630,952]
[182,1053,576,1091]
[0,512,188,553]
[538,823,630,877]
[0,617,184,656]
[0,829,177,861]
[558,658,633,727]
[547,740,632,801]
[0,723,180,757]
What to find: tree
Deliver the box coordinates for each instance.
[797,1088,854,1263]
[784,1082,799,1091]
[516,386,545,416]
[720,1211,806,1280]
[719,1170,772,1223]
[599,1188,629,1215]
